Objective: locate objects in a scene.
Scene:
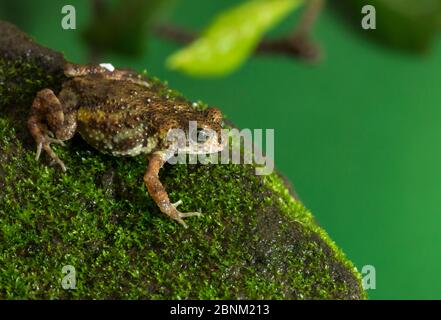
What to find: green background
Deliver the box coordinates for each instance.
[2,0,441,299]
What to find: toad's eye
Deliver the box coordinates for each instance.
[197,129,210,143]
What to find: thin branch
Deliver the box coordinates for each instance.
[154,24,195,44]
[293,0,325,39]
[154,0,325,62]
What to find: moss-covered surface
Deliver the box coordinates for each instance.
[0,21,366,299]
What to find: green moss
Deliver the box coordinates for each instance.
[0,59,61,109]
[0,22,366,299]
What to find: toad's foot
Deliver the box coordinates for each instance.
[170,200,202,228]
[158,198,202,229]
[35,134,67,172]
[144,152,202,228]
[28,88,70,172]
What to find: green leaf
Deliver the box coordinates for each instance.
[166,0,304,77]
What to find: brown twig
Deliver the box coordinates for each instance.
[293,0,325,39]
[259,0,324,60]
[154,0,325,62]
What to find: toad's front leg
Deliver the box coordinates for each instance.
[27,89,77,171]
[144,152,201,228]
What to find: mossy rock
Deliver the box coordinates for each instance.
[0,21,366,299]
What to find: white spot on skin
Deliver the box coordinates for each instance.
[110,142,156,157]
[100,63,115,72]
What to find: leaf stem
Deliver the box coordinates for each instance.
[154,0,325,62]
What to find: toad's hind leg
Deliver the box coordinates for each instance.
[144,152,202,228]
[27,89,75,172]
